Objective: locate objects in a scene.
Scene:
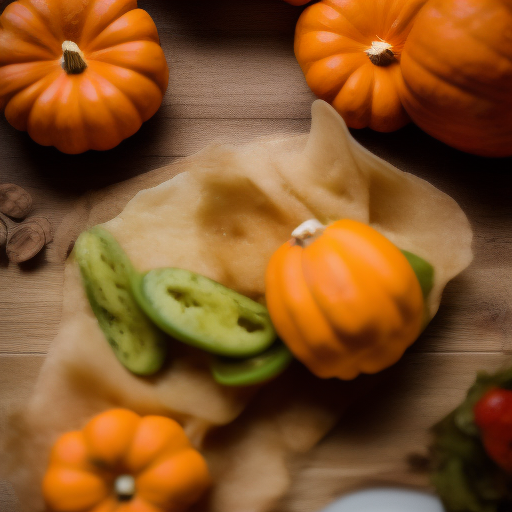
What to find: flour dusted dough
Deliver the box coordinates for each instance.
[1,101,472,512]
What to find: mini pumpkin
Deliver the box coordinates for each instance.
[293,0,427,132]
[265,219,425,380]
[0,0,169,154]
[42,409,211,512]
[400,0,512,157]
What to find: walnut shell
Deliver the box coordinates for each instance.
[29,217,53,243]
[0,217,7,247]
[6,222,45,263]
[0,184,32,219]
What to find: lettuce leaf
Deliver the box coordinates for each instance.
[431,367,512,512]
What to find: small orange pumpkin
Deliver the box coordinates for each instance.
[293,0,427,132]
[42,409,211,512]
[0,0,169,154]
[265,219,424,380]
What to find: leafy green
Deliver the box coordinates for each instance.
[431,367,512,512]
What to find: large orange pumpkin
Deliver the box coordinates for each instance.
[400,0,512,157]
[294,0,427,132]
[42,409,211,512]
[265,219,424,380]
[0,0,169,154]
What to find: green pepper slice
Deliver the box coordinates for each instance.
[136,268,277,357]
[74,227,167,375]
[211,342,293,387]
[401,249,435,328]
[401,249,434,300]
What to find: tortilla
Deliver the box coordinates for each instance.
[1,100,472,512]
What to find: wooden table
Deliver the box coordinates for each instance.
[1,1,511,511]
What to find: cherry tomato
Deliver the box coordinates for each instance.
[474,387,512,473]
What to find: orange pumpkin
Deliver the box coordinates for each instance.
[265,219,424,380]
[42,409,211,512]
[294,0,427,132]
[400,0,512,157]
[0,0,169,154]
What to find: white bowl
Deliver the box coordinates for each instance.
[319,488,444,512]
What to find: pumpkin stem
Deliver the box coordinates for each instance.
[292,219,325,247]
[114,474,136,501]
[61,41,87,74]
[365,41,395,66]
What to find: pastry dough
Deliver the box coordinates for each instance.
[1,101,472,512]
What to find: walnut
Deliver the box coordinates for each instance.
[0,183,33,219]
[0,184,52,264]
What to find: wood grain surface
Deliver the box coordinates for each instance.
[1,1,512,511]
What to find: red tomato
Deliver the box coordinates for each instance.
[474,387,512,473]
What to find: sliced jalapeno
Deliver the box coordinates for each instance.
[401,249,435,328]
[211,342,293,387]
[74,227,167,375]
[401,250,434,300]
[136,268,277,357]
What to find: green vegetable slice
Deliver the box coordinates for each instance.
[136,268,277,357]
[211,342,293,387]
[74,227,167,375]
[401,250,434,300]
